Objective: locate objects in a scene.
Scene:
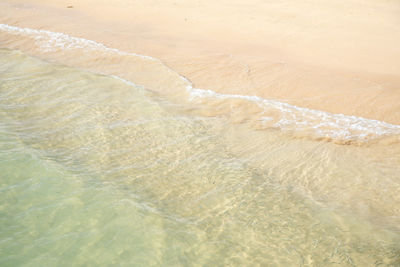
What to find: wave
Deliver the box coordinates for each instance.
[189,88,400,142]
[0,23,155,59]
[1,23,399,144]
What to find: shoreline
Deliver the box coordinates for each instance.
[1,23,400,145]
[1,0,400,124]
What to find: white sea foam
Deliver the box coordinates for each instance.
[188,87,400,140]
[0,23,155,60]
[1,23,399,142]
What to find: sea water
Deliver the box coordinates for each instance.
[0,26,400,266]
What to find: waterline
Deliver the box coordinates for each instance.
[1,23,400,143]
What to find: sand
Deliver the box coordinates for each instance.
[1,0,400,123]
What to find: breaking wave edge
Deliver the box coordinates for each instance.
[1,23,399,145]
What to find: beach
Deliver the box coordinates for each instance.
[2,0,400,123]
[0,0,400,265]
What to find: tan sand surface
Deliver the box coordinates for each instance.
[1,0,400,123]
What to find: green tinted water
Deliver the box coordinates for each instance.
[0,49,399,266]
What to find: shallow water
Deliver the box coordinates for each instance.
[0,30,400,266]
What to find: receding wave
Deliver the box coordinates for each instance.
[189,88,400,143]
[0,23,155,59]
[1,23,399,144]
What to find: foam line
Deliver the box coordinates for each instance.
[1,23,399,142]
[188,87,400,140]
[0,23,156,60]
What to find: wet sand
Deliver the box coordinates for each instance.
[1,0,400,124]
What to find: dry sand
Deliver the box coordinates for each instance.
[1,0,400,123]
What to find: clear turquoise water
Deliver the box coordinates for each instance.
[0,48,399,266]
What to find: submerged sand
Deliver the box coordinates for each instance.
[1,0,400,124]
